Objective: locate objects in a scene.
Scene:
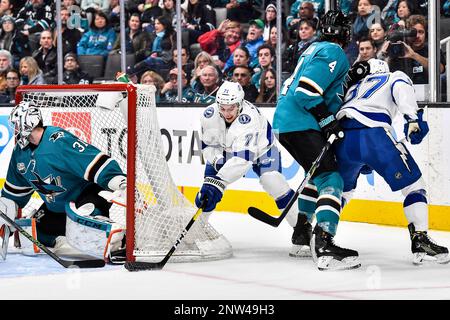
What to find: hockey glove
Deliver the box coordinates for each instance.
[343,61,371,94]
[195,176,226,212]
[309,102,344,140]
[404,109,429,145]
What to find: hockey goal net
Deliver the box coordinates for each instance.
[16,83,232,263]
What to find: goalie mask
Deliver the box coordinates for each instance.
[216,81,245,123]
[9,101,43,149]
[367,58,390,75]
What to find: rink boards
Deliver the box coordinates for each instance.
[1,106,450,230]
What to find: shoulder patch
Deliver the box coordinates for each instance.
[49,131,65,142]
[238,114,251,124]
[204,107,215,118]
[17,162,26,174]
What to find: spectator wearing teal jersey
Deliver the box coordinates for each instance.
[77,10,117,58]
[161,68,196,103]
[193,65,221,104]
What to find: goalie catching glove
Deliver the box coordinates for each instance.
[195,176,227,212]
[404,109,429,145]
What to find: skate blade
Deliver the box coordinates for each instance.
[289,245,312,258]
[317,256,361,271]
[413,252,450,265]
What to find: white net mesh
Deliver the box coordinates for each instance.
[17,84,232,263]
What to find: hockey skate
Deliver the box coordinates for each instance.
[408,223,450,265]
[289,214,312,258]
[310,225,361,271]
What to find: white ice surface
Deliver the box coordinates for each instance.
[1,211,450,300]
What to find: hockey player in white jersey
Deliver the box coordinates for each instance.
[335,58,449,264]
[0,101,127,262]
[195,81,308,257]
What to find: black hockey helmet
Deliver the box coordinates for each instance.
[319,10,352,47]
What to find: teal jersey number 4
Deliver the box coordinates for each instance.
[273,41,350,134]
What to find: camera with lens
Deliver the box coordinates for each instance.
[387,28,417,57]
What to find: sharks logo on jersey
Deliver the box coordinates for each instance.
[29,170,66,203]
[49,131,65,142]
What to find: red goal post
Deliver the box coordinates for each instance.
[15,83,232,263]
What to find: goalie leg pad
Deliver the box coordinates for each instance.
[65,202,125,259]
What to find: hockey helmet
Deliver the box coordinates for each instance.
[367,58,390,74]
[216,81,245,111]
[319,10,352,48]
[9,100,43,149]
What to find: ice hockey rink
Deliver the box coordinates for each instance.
[1,211,450,301]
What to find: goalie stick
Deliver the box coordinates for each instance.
[124,202,205,271]
[0,211,105,268]
[248,133,338,227]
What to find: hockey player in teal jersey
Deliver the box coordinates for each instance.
[273,10,361,270]
[0,101,127,260]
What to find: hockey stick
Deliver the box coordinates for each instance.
[0,211,105,268]
[248,133,338,227]
[124,202,205,271]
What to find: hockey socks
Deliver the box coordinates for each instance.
[298,182,317,224]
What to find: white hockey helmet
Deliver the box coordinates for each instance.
[9,100,43,149]
[368,58,390,75]
[216,81,245,111]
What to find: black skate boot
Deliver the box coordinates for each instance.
[289,214,312,258]
[310,225,361,271]
[408,223,450,265]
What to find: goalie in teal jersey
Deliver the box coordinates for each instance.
[0,101,127,261]
[273,10,364,271]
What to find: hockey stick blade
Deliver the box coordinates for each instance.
[124,204,205,271]
[0,211,105,268]
[62,259,106,268]
[248,206,284,227]
[247,134,337,227]
[124,261,164,271]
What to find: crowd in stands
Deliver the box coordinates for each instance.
[0,0,448,105]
